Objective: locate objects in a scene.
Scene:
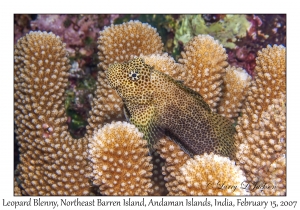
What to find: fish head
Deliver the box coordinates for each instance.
[107,57,154,104]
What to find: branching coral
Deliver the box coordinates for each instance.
[178,35,228,111]
[235,45,286,195]
[218,66,252,121]
[14,31,91,195]
[236,95,286,195]
[88,121,153,195]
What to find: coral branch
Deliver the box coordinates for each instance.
[88,121,153,195]
[97,20,163,71]
[176,153,247,195]
[218,66,251,121]
[235,45,286,195]
[178,35,228,111]
[154,137,190,195]
[14,31,91,195]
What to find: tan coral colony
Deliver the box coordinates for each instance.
[235,45,286,195]
[14,31,91,195]
[88,121,153,195]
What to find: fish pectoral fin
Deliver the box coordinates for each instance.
[129,104,161,153]
[123,105,131,122]
[164,131,194,158]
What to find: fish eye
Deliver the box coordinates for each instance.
[128,71,139,81]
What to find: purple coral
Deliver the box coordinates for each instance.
[227,47,256,77]
[247,15,263,40]
[227,14,286,77]
[31,15,100,56]
[31,15,67,40]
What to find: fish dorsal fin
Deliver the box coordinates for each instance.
[175,80,185,84]
[171,76,211,112]
[155,70,211,112]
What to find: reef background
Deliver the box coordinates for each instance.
[13,14,286,170]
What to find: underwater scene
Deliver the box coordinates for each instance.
[14,14,286,196]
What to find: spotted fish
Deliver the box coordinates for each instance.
[106,57,236,159]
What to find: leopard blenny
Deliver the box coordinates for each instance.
[107,57,236,159]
